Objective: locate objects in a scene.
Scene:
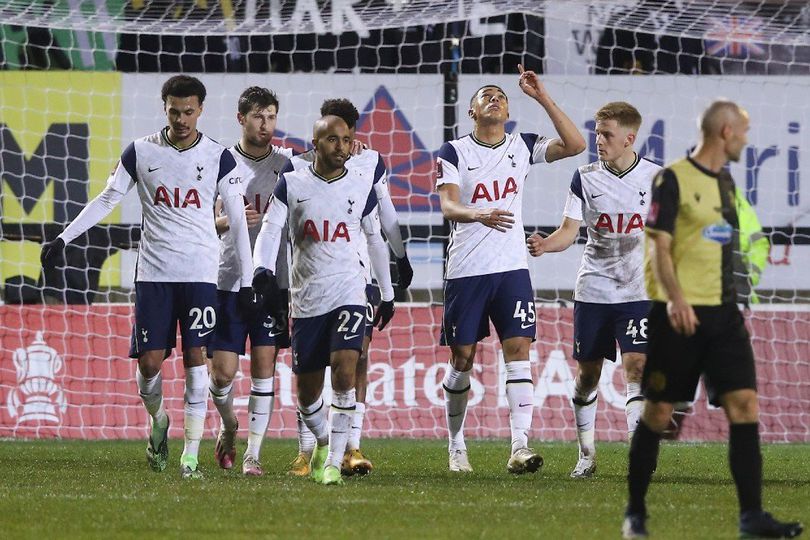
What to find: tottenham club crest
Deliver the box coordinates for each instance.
[6,331,67,425]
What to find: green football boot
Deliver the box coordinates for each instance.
[309,444,328,483]
[180,454,203,480]
[321,465,344,486]
[146,416,169,472]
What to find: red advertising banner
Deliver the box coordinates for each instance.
[1,305,808,442]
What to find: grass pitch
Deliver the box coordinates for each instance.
[1,439,808,539]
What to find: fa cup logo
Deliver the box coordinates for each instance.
[6,331,67,424]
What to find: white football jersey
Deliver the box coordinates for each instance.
[287,149,387,284]
[263,164,378,318]
[217,143,294,292]
[435,132,551,279]
[109,128,243,284]
[563,155,662,303]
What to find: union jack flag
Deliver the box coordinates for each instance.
[704,16,767,58]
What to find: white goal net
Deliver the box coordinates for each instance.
[1,0,809,443]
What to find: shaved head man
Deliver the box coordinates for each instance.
[622,101,802,539]
[698,100,750,163]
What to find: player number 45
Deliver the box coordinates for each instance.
[625,318,648,339]
[513,300,536,324]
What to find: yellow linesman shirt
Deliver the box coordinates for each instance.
[644,156,740,306]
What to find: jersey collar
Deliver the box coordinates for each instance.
[470,132,507,149]
[602,152,640,178]
[309,164,348,183]
[234,142,272,162]
[686,155,723,178]
[161,127,203,152]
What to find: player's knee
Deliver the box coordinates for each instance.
[722,390,759,423]
[576,363,602,391]
[641,401,674,432]
[576,373,599,393]
[210,369,234,389]
[182,347,206,367]
[357,352,369,374]
[449,347,475,372]
[501,338,530,361]
[249,348,277,379]
[622,355,645,383]
[137,353,163,378]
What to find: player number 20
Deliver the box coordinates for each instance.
[189,306,216,330]
[625,318,648,339]
[513,300,536,323]
[338,310,365,334]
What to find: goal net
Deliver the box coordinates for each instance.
[1,0,809,443]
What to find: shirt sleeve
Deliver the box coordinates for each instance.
[216,150,244,198]
[646,168,679,235]
[362,185,378,218]
[58,143,135,244]
[363,209,395,302]
[371,156,407,259]
[520,132,552,165]
[434,142,461,189]
[253,178,289,272]
[263,174,289,228]
[562,169,584,221]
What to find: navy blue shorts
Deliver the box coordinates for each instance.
[291,305,366,374]
[364,284,381,339]
[129,282,218,359]
[207,289,290,357]
[573,300,651,362]
[440,269,535,346]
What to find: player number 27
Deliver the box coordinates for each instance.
[513,301,536,324]
[338,310,365,334]
[189,306,216,330]
[625,318,648,339]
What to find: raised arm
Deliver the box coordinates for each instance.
[517,64,586,163]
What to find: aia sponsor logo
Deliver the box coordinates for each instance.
[153,186,201,208]
[302,220,350,242]
[471,177,517,203]
[595,213,644,234]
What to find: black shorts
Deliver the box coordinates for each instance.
[643,302,757,406]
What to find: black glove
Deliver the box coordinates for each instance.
[252,267,283,318]
[236,286,261,321]
[396,256,413,289]
[372,299,395,330]
[40,237,66,267]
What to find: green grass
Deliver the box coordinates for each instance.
[0,440,808,539]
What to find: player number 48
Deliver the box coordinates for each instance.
[625,318,648,339]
